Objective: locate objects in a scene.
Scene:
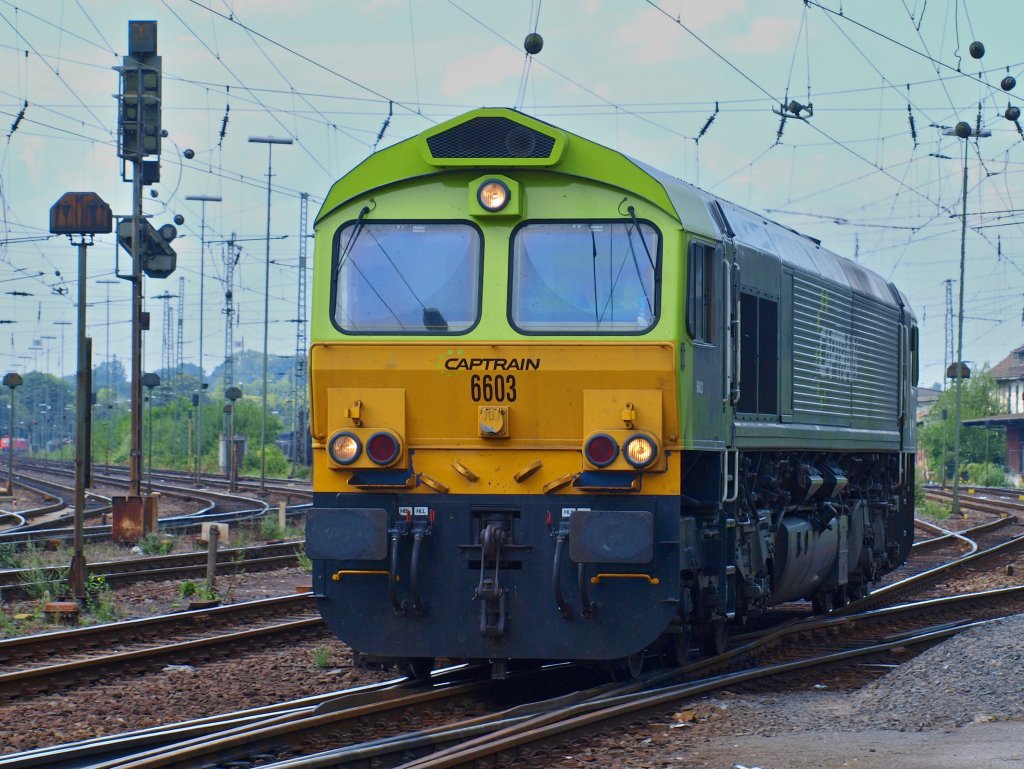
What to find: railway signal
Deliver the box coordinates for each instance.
[3,372,22,498]
[49,191,113,604]
[115,217,177,279]
[118,21,162,165]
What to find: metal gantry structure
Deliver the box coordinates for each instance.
[222,234,239,394]
[293,192,309,468]
[176,276,185,382]
[154,290,177,381]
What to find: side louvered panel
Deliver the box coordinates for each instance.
[851,295,900,424]
[791,273,854,423]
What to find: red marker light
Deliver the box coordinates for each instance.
[584,433,619,467]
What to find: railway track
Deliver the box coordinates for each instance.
[0,539,305,601]
[7,581,1019,769]
[0,463,310,551]
[0,594,325,701]
[19,458,311,499]
[0,499,1019,766]
[0,483,1019,765]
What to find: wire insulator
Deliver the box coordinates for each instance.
[7,100,27,140]
[775,114,787,146]
[907,104,918,147]
[373,101,394,150]
[218,104,230,148]
[697,101,719,142]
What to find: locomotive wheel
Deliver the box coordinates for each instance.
[700,618,728,657]
[399,657,435,680]
[611,651,645,681]
[811,590,835,614]
[833,585,849,607]
[671,624,694,666]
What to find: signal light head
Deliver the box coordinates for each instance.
[477,179,510,212]
[328,431,361,465]
[366,431,401,466]
[584,433,619,467]
[623,434,657,468]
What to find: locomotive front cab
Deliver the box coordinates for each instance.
[307,110,695,675]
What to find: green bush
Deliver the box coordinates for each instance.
[84,573,119,622]
[18,544,68,602]
[312,646,331,669]
[138,533,175,555]
[964,462,1010,488]
[0,543,18,569]
[259,515,286,541]
[178,580,198,599]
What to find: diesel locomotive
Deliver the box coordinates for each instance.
[307,108,917,678]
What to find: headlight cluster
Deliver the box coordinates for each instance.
[328,430,402,467]
[584,433,658,469]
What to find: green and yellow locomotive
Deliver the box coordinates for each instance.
[307,109,916,678]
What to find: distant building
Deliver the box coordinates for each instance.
[964,344,1024,480]
[990,343,1024,414]
[916,386,941,423]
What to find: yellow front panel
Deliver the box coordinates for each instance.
[311,341,681,495]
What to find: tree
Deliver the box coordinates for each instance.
[918,369,1005,482]
[93,357,129,400]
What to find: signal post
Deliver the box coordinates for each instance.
[114,20,178,540]
[49,192,112,602]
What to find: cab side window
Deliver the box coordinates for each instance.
[737,292,779,416]
[687,242,716,343]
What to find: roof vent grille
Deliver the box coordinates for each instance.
[426,116,555,159]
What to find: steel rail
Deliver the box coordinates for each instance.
[0,593,311,664]
[0,615,325,701]
[0,539,306,600]
[74,670,572,769]
[839,532,1024,613]
[49,585,1024,769]
[0,478,68,526]
[0,676,411,769]
[391,620,997,769]
[31,458,312,498]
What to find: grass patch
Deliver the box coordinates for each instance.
[312,646,331,669]
[137,533,176,555]
[918,493,952,519]
[18,544,69,602]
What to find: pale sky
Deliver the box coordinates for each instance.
[0,0,1022,391]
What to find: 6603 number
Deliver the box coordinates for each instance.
[470,374,517,402]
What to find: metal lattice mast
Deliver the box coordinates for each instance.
[294,192,309,466]
[154,291,176,379]
[943,278,954,388]
[222,235,239,391]
[176,276,185,383]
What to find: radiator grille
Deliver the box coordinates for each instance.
[426,117,555,159]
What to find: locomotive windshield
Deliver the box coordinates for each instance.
[333,222,481,334]
[509,221,660,333]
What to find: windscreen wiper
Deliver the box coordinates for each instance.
[626,205,656,316]
[333,205,371,282]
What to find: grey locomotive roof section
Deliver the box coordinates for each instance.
[631,157,903,310]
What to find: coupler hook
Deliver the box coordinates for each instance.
[474,523,507,637]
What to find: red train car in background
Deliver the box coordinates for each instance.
[0,436,30,456]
